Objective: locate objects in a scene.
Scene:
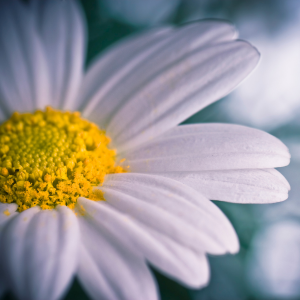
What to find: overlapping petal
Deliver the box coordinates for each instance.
[121,123,290,172]
[77,198,210,288]
[101,173,239,255]
[106,42,259,152]
[78,26,173,115]
[78,21,258,152]
[30,0,85,110]
[0,206,79,300]
[0,0,292,299]
[156,168,290,203]
[0,0,50,116]
[78,214,158,300]
[80,21,237,122]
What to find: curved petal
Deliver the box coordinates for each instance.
[79,26,173,116]
[78,21,254,151]
[78,217,158,300]
[105,39,259,152]
[157,168,290,204]
[0,0,50,115]
[101,173,238,255]
[77,198,209,288]
[30,0,86,110]
[0,206,79,300]
[141,225,210,288]
[121,123,290,172]
[0,207,40,298]
[81,21,237,126]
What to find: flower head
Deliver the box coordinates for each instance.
[0,0,290,299]
[0,107,126,212]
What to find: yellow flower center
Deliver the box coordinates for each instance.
[0,107,126,212]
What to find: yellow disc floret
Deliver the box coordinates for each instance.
[0,107,126,212]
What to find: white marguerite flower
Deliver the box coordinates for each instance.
[0,0,291,300]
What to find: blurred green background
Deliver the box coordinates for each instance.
[3,0,300,299]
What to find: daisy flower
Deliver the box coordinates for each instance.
[0,0,291,300]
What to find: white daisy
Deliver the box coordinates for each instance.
[0,1,291,300]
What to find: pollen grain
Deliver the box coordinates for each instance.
[0,107,126,212]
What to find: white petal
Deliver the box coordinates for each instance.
[0,203,18,227]
[80,27,173,118]
[0,207,40,298]
[77,244,117,300]
[0,206,79,300]
[122,123,290,172]
[78,217,158,300]
[106,40,259,152]
[81,21,237,127]
[139,224,210,289]
[77,198,209,288]
[30,0,85,110]
[157,168,290,204]
[101,173,238,255]
[0,0,50,115]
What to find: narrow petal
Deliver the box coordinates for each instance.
[81,21,237,126]
[78,217,158,300]
[122,123,290,172]
[0,0,50,115]
[142,225,210,288]
[0,207,40,298]
[77,198,209,288]
[155,168,290,203]
[105,39,259,152]
[77,244,117,300]
[79,27,172,116]
[101,173,239,255]
[30,0,85,110]
[0,206,79,300]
